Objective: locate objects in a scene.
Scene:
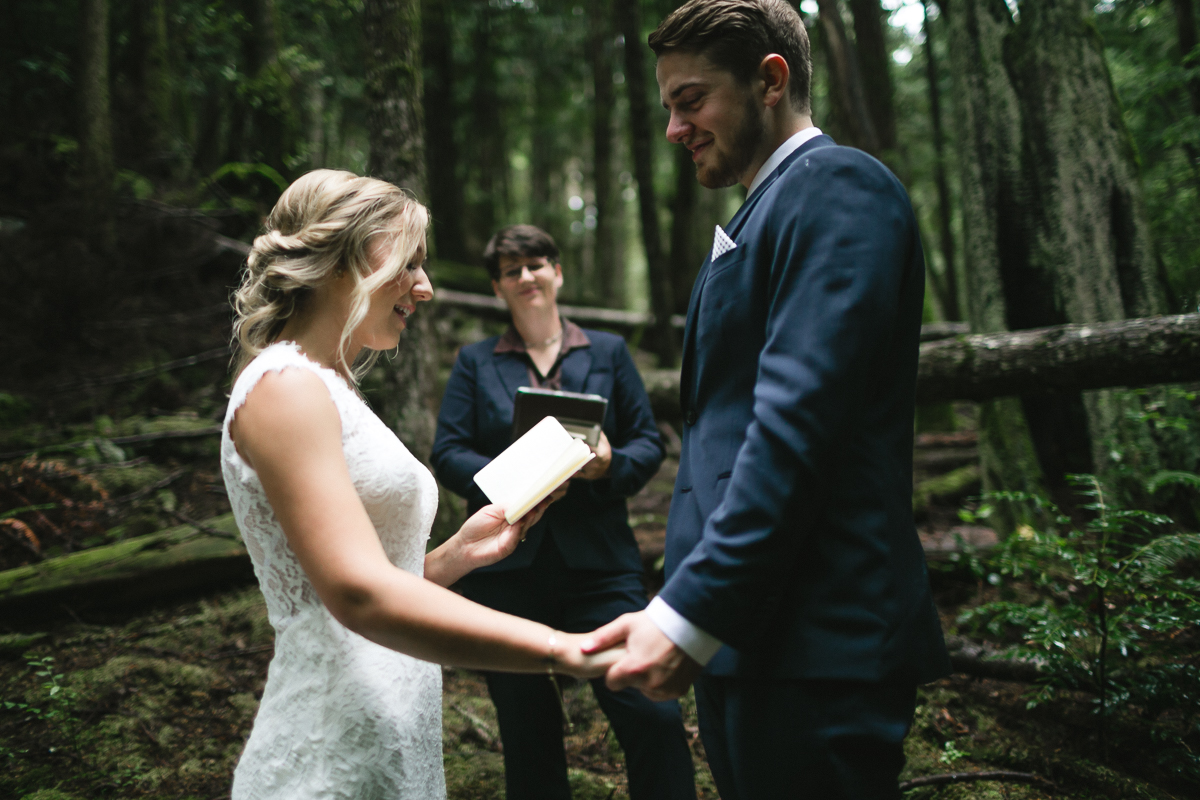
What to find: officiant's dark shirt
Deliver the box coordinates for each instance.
[492,317,590,390]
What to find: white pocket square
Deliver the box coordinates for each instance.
[711,224,737,261]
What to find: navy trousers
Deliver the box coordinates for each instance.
[458,536,696,800]
[693,674,917,800]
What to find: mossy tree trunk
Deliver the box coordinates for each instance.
[590,0,620,308]
[848,0,898,161]
[946,0,1197,508]
[79,0,115,251]
[132,0,172,168]
[617,0,677,367]
[238,0,296,176]
[363,0,438,470]
[421,0,468,263]
[815,0,880,156]
[467,2,505,246]
[923,0,961,321]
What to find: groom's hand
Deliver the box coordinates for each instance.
[581,611,701,701]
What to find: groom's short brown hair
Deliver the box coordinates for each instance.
[648,0,812,115]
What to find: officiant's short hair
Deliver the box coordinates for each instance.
[649,0,812,115]
[483,224,561,281]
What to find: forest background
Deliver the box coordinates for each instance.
[1,0,1200,799]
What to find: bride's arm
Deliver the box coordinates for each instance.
[231,368,616,676]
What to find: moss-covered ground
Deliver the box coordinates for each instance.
[0,582,1188,800]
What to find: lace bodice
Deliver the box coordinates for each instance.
[221,342,445,799]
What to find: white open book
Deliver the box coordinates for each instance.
[473,416,595,524]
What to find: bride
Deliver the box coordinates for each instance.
[221,169,620,799]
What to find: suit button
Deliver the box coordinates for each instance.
[685,409,698,426]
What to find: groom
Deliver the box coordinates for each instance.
[583,1,950,797]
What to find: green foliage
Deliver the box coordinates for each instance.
[1096,3,1200,311]
[959,475,1200,776]
[0,393,32,429]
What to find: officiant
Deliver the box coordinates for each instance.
[431,224,696,800]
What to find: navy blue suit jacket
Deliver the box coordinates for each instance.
[432,329,664,573]
[659,135,950,682]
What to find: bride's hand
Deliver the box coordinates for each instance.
[552,632,626,679]
[454,497,553,569]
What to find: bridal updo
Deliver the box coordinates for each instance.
[231,169,429,380]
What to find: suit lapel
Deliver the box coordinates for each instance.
[558,346,593,393]
[678,136,838,410]
[492,353,529,400]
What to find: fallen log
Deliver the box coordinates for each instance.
[916,313,1200,403]
[943,635,1047,684]
[644,314,1200,420]
[0,514,252,627]
[900,771,1060,794]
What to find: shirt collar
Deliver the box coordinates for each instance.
[746,126,824,199]
[494,316,590,355]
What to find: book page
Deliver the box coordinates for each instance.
[474,416,593,523]
[501,438,593,524]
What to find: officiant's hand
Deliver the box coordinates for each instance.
[576,431,612,480]
[581,611,701,701]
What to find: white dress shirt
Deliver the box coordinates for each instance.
[746,126,824,199]
[645,125,825,667]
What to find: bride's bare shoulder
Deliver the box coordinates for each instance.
[231,367,341,464]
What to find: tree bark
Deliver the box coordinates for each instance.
[421,0,468,263]
[641,314,1200,421]
[617,0,678,367]
[240,0,295,176]
[923,0,960,321]
[79,0,115,251]
[132,0,172,165]
[848,0,897,156]
[365,0,425,197]
[590,0,620,307]
[916,314,1200,403]
[467,1,505,243]
[945,0,1195,499]
[815,0,880,155]
[363,0,439,468]
[1175,0,1200,117]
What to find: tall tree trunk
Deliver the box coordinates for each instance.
[363,0,438,470]
[816,0,880,155]
[241,0,294,175]
[617,0,677,366]
[669,144,698,314]
[848,0,897,157]
[468,2,505,245]
[132,0,171,166]
[590,0,620,308]
[947,0,1195,507]
[924,0,960,320]
[79,0,115,251]
[1175,0,1200,116]
[422,0,467,262]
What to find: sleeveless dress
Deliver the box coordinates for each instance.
[221,342,446,799]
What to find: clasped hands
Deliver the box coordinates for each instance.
[569,611,701,700]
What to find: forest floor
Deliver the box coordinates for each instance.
[0,434,1192,799]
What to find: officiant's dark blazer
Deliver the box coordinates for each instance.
[431,329,663,573]
[658,134,950,682]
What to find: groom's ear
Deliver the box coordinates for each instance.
[492,279,502,299]
[758,54,790,110]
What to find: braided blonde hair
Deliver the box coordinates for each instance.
[231,169,429,381]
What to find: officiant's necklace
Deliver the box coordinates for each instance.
[524,329,562,349]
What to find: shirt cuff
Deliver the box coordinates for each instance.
[646,596,724,666]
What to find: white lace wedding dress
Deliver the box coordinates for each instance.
[221,342,446,799]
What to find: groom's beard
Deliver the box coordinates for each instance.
[695,94,767,189]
